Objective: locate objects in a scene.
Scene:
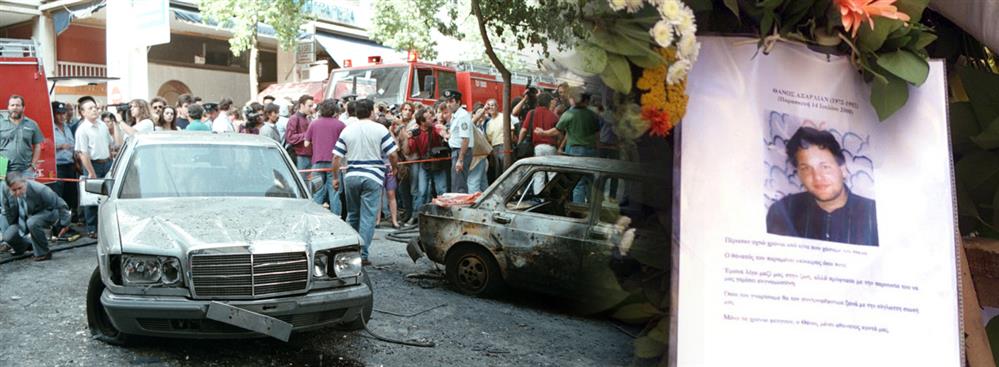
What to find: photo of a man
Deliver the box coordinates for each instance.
[766,126,879,246]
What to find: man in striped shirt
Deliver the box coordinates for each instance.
[332,99,399,265]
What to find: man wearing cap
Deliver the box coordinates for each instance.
[202,102,220,127]
[73,95,114,238]
[52,101,78,217]
[442,89,474,193]
[1,95,44,178]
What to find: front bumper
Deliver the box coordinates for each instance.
[100,283,372,339]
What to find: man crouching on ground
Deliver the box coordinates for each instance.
[0,172,70,261]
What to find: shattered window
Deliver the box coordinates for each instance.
[597,175,668,233]
[505,168,592,220]
[118,144,303,199]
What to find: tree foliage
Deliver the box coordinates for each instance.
[370,0,458,60]
[198,0,310,57]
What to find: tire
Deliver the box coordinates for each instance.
[445,245,505,297]
[338,270,373,331]
[86,266,132,345]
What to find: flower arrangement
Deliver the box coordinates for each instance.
[549,5,698,191]
[556,0,700,139]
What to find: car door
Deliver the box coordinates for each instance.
[583,174,670,296]
[488,166,595,296]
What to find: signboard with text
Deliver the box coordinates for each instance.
[676,37,959,366]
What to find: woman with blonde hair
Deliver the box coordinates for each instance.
[122,99,155,135]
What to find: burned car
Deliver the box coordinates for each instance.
[409,156,668,301]
[84,133,371,344]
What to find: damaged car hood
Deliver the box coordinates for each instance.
[112,197,359,255]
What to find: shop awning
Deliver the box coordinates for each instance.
[313,32,403,66]
[257,80,326,104]
[171,6,277,38]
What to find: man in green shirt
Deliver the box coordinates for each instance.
[184,104,211,132]
[1,95,45,178]
[535,90,600,202]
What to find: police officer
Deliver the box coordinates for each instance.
[441,90,473,193]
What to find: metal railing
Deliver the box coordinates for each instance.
[0,38,37,58]
[56,61,108,78]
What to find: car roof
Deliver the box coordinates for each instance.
[129,132,280,147]
[512,156,669,179]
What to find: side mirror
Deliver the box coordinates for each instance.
[85,178,114,196]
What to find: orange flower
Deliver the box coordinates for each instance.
[836,0,911,37]
[642,106,671,137]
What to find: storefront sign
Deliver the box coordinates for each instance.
[676,37,959,366]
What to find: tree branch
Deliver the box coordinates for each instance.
[471,0,514,168]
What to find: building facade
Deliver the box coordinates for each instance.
[0,0,398,108]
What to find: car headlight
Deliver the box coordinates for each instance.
[161,257,182,285]
[314,252,328,278]
[332,251,362,278]
[122,255,183,286]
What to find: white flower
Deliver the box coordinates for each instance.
[667,59,691,85]
[649,20,674,48]
[677,33,699,61]
[658,0,682,20]
[675,6,696,31]
[608,0,628,11]
[624,0,643,12]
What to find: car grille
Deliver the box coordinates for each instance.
[190,252,309,299]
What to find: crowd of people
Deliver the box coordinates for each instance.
[0,82,616,264]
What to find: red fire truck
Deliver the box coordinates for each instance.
[323,54,563,109]
[0,38,56,180]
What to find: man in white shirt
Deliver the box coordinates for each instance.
[211,98,235,133]
[73,95,114,238]
[442,89,473,193]
[332,99,399,265]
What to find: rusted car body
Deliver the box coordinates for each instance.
[409,156,669,299]
[84,133,370,344]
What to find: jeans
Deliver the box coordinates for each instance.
[411,163,448,215]
[532,144,557,194]
[4,209,57,256]
[397,169,413,219]
[311,162,342,215]
[565,145,597,203]
[344,176,383,260]
[450,150,472,194]
[468,158,489,193]
[295,155,312,182]
[83,160,112,233]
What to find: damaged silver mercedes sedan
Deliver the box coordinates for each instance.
[84,133,371,344]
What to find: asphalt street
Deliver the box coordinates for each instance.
[0,227,635,367]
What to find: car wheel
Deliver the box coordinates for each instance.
[338,271,373,331]
[86,266,132,345]
[446,245,505,297]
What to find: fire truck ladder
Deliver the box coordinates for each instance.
[0,38,43,74]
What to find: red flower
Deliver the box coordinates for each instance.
[836,0,911,37]
[642,107,672,137]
